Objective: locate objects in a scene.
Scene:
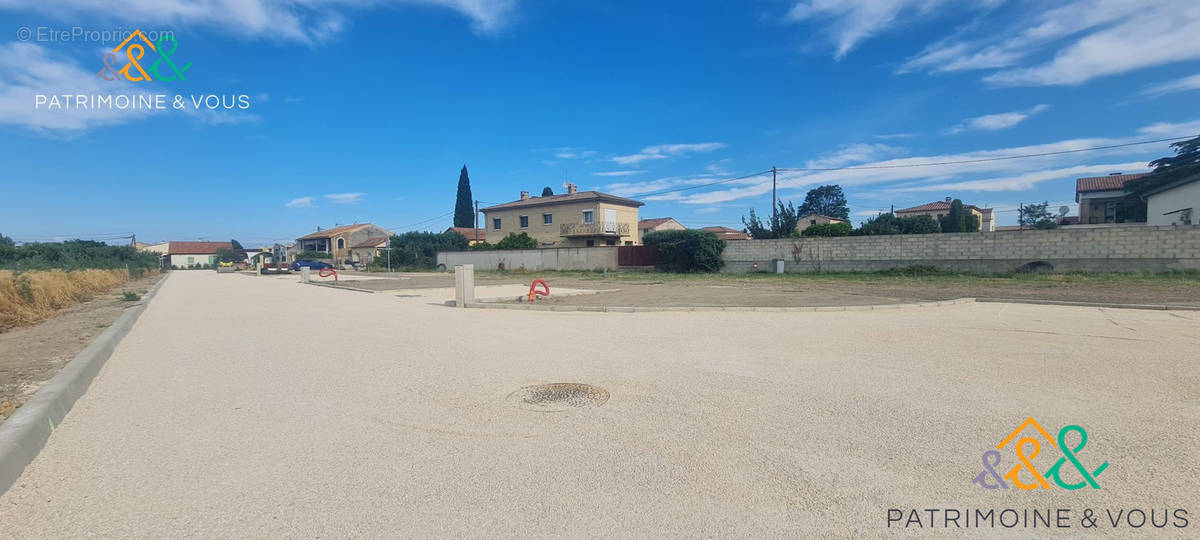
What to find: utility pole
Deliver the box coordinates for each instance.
[473,200,480,243]
[771,166,778,225]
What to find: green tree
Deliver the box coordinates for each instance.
[855,213,941,235]
[230,239,244,250]
[797,185,850,221]
[453,165,474,228]
[1126,134,1200,196]
[741,201,801,239]
[541,186,554,196]
[939,199,980,233]
[800,222,852,237]
[1018,201,1058,229]
[494,232,539,250]
[643,230,725,273]
[386,231,468,269]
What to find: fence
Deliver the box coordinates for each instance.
[722,225,1200,274]
[617,245,660,267]
[436,247,619,271]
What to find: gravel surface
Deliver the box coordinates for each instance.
[1,271,1197,537]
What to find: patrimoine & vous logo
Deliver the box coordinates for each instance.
[97,29,190,82]
[974,417,1106,491]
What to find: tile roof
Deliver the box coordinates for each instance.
[166,241,232,254]
[1075,173,1149,193]
[446,227,486,241]
[701,226,751,240]
[797,213,848,222]
[895,201,984,213]
[351,238,389,249]
[638,217,678,229]
[297,223,373,240]
[481,191,644,212]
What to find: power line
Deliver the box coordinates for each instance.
[635,169,774,198]
[386,210,454,232]
[776,136,1191,172]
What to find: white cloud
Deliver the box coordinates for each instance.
[286,196,315,208]
[612,142,726,165]
[0,0,518,43]
[0,42,162,133]
[806,143,907,168]
[1140,73,1200,98]
[608,118,1200,206]
[950,104,1049,133]
[592,170,644,177]
[899,0,1200,86]
[325,192,364,204]
[785,0,1000,59]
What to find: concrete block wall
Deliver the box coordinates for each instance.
[437,247,619,271]
[721,225,1200,274]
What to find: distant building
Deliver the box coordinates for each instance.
[349,237,389,266]
[445,227,487,246]
[1075,173,1149,224]
[296,223,393,263]
[159,241,233,268]
[480,184,644,247]
[895,197,995,232]
[701,226,751,241]
[638,217,685,237]
[1144,173,1199,226]
[795,213,848,234]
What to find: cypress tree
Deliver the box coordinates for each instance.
[453,165,474,228]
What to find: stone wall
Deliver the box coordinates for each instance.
[437,247,619,271]
[721,225,1200,274]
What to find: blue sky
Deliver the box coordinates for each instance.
[2,0,1199,245]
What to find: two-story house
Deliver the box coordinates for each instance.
[295,223,393,263]
[480,184,644,247]
[895,197,996,232]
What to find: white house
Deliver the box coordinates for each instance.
[1145,174,1199,226]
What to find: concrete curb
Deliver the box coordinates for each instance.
[459,297,1200,313]
[973,297,1200,311]
[461,298,976,312]
[443,289,620,307]
[306,281,376,294]
[0,272,169,496]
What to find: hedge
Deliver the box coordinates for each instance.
[642,230,725,273]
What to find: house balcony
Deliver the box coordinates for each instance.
[560,222,630,237]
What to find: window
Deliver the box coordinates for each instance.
[543,213,553,224]
[586,240,595,247]
[336,238,345,250]
[605,239,616,246]
[492,218,501,230]
[582,209,594,224]
[187,256,195,264]
[810,219,817,225]
[519,215,529,228]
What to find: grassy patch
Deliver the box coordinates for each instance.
[121,291,140,302]
[0,269,129,330]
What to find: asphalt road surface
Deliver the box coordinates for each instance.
[1,271,1197,537]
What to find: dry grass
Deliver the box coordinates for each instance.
[0,269,129,330]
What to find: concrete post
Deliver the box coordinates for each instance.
[454,264,475,307]
[300,266,311,283]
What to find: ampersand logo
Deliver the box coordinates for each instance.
[97,29,191,83]
[972,417,1109,491]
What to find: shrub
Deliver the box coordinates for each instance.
[854,213,941,235]
[293,250,331,260]
[121,291,140,301]
[801,222,852,237]
[384,231,468,269]
[469,241,495,250]
[0,238,159,272]
[494,232,538,250]
[642,230,725,273]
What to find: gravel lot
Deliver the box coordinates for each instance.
[0,271,1196,537]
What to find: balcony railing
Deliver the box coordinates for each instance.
[560,221,630,237]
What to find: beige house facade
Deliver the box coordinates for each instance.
[638,217,685,237]
[481,184,644,247]
[795,213,848,234]
[1145,174,1199,226]
[296,223,393,263]
[895,198,995,232]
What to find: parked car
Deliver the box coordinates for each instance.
[291,259,332,271]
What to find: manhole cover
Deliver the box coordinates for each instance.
[508,383,609,412]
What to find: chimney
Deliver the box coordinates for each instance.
[520,191,530,200]
[945,196,952,203]
[567,183,578,195]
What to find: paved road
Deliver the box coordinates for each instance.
[1,271,1197,537]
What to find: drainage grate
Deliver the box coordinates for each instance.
[508,383,609,411]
